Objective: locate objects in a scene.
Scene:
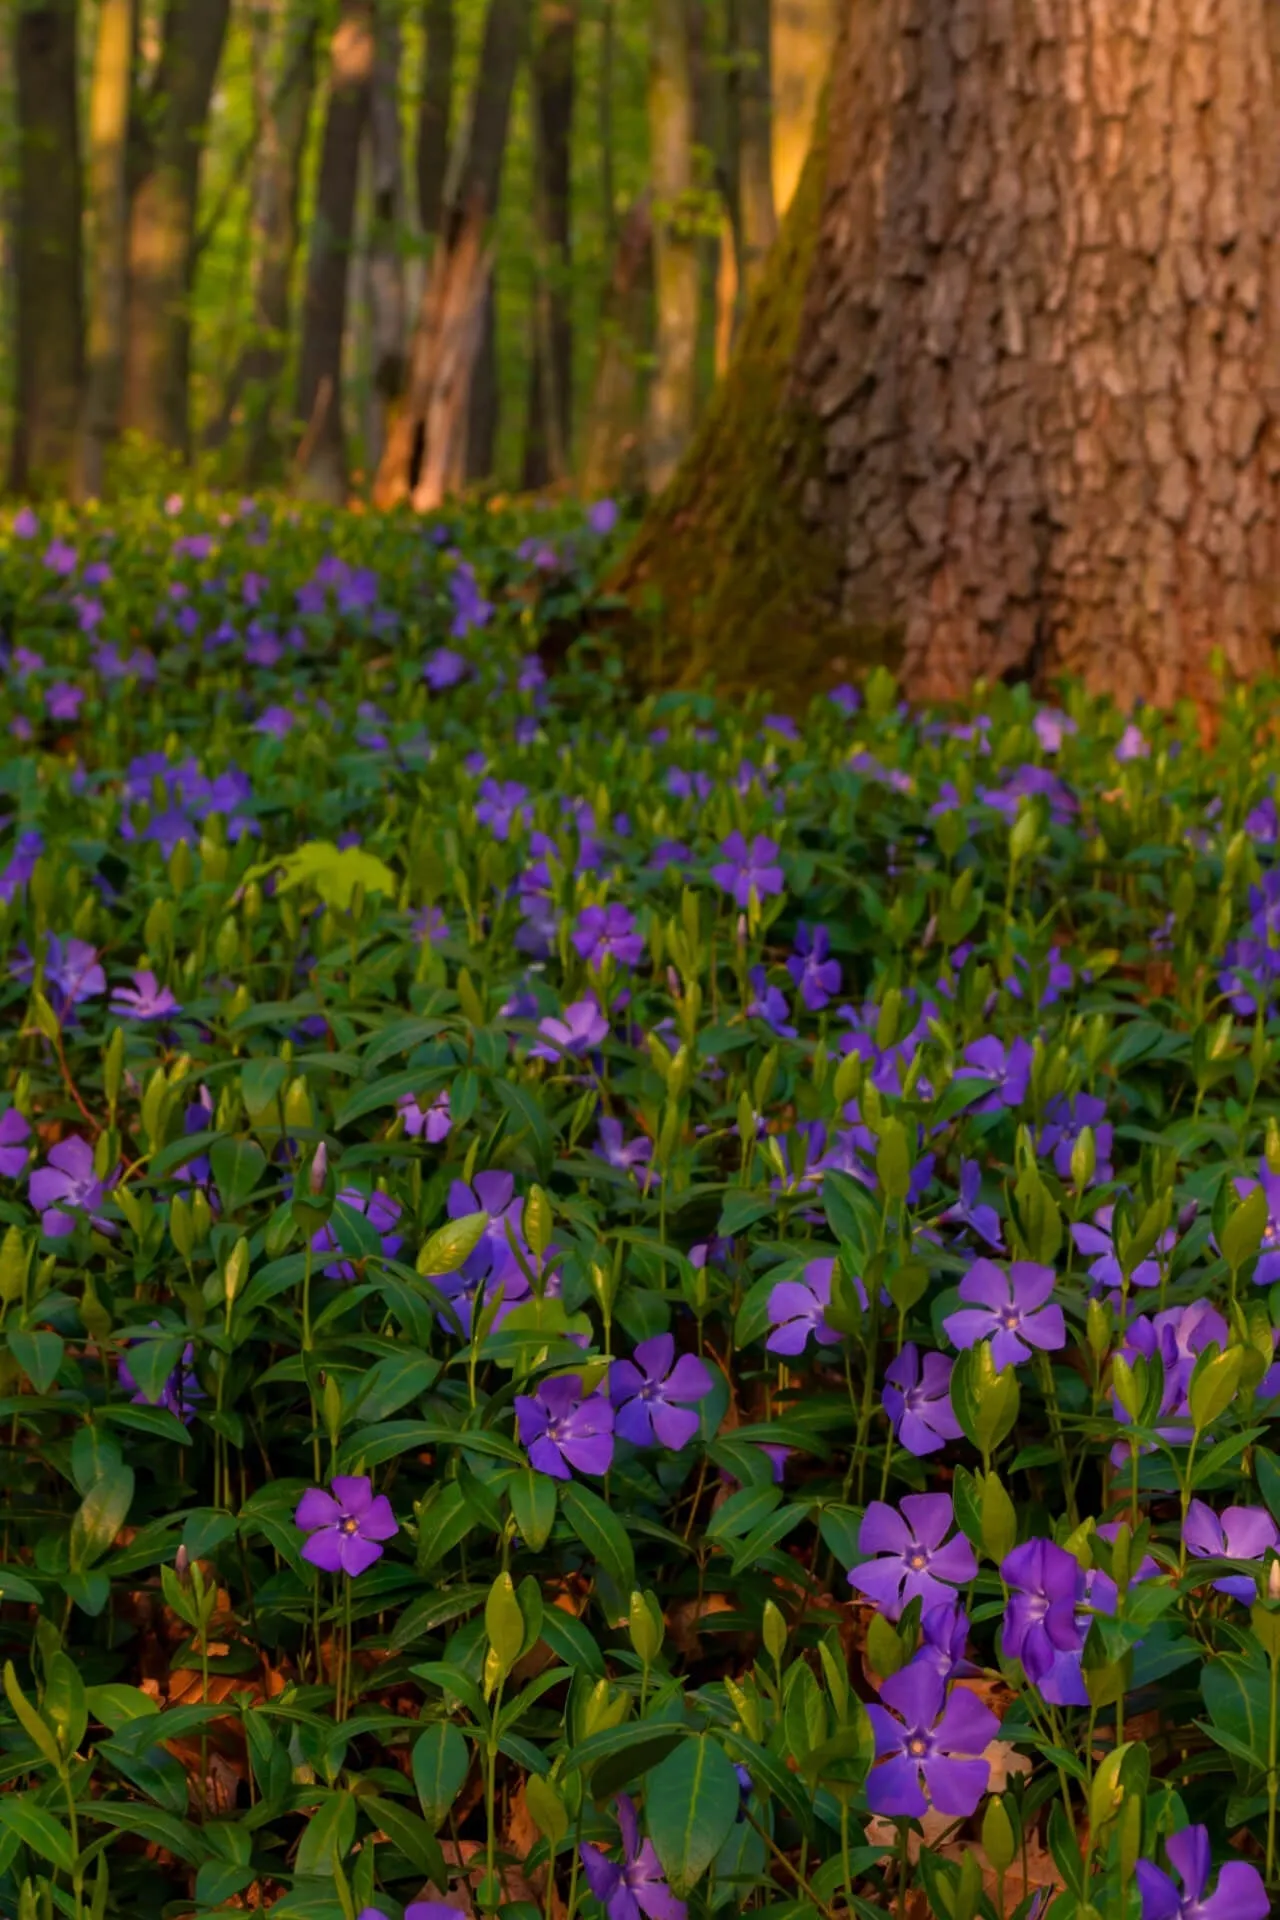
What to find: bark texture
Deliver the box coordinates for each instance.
[295,0,376,502]
[416,0,454,239]
[623,0,1280,710]
[11,1,84,497]
[646,0,699,492]
[523,0,577,487]
[79,0,133,500]
[121,0,232,456]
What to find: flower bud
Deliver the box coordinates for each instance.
[309,1141,328,1196]
[175,1544,190,1583]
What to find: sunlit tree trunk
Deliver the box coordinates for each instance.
[11,1,83,497]
[121,0,231,457]
[295,0,375,503]
[619,0,1280,712]
[646,0,698,491]
[368,0,406,459]
[78,0,133,501]
[416,0,454,239]
[770,0,835,218]
[523,0,576,488]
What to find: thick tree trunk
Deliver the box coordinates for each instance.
[734,0,775,299]
[121,0,231,457]
[11,2,84,497]
[375,0,529,509]
[646,0,698,492]
[580,194,652,498]
[523,0,577,488]
[770,0,836,218]
[416,0,454,239]
[79,0,133,501]
[295,0,376,503]
[620,0,1280,711]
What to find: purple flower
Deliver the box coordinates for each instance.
[1120,1302,1228,1409]
[46,683,83,723]
[573,903,645,968]
[746,967,796,1036]
[118,1329,204,1425]
[414,904,450,945]
[766,1257,858,1356]
[882,1345,963,1456]
[786,922,841,1012]
[943,1260,1065,1370]
[1039,1093,1113,1184]
[1231,1162,1280,1285]
[110,970,182,1022]
[1136,1826,1268,1920]
[11,507,38,539]
[587,498,619,536]
[866,1658,997,1818]
[1033,708,1077,753]
[424,645,469,690]
[609,1335,712,1451]
[580,1794,686,1920]
[436,1171,531,1333]
[14,934,105,1018]
[0,1109,30,1179]
[955,1036,1032,1112]
[595,1115,652,1179]
[254,705,295,738]
[295,1475,398,1577]
[475,778,529,840]
[29,1136,116,1238]
[709,831,784,907]
[1246,796,1279,845]
[1115,723,1150,763]
[1072,1203,1172,1295]
[311,1188,403,1279]
[1000,1538,1087,1684]
[1183,1500,1279,1600]
[851,1494,977,1620]
[0,831,43,904]
[531,996,609,1061]
[515,1374,614,1480]
[397,1088,451,1143]
[937,1160,1004,1251]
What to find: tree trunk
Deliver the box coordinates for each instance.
[369,0,406,417]
[618,0,1280,712]
[121,0,231,457]
[770,0,836,219]
[78,0,133,501]
[580,194,651,499]
[523,0,576,489]
[374,0,529,509]
[416,0,454,239]
[295,0,376,503]
[734,0,775,299]
[11,1,83,498]
[232,0,318,484]
[467,282,499,484]
[646,0,698,492]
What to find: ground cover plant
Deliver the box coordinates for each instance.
[1,497,1280,1920]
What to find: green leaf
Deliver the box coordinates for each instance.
[116,1329,186,1406]
[417,1211,489,1276]
[42,1652,87,1758]
[509,1467,558,1552]
[562,1481,635,1595]
[591,1728,688,1801]
[1202,1642,1270,1769]
[209,1137,267,1213]
[85,1684,160,1732]
[486,1572,526,1675]
[7,1329,63,1395]
[293,1789,356,1877]
[1223,1184,1270,1272]
[69,1462,135,1571]
[0,1795,75,1873]
[3,1661,61,1768]
[412,1721,471,1829]
[351,1351,440,1424]
[644,1734,741,1896]
[362,1792,447,1886]
[243,841,397,912]
[1255,1445,1280,1529]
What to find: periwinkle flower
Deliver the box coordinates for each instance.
[1231,1161,1280,1285]
[1033,708,1077,753]
[118,1329,204,1425]
[943,1260,1065,1369]
[1000,1538,1087,1684]
[1072,1203,1172,1295]
[609,1334,713,1450]
[516,1375,614,1480]
[786,922,841,1011]
[766,1257,860,1356]
[1183,1500,1279,1600]
[14,933,105,1018]
[937,1160,1004,1251]
[882,1344,963,1456]
[595,1115,652,1179]
[532,996,609,1061]
[866,1658,997,1818]
[311,1188,403,1279]
[573,903,645,968]
[746,966,796,1036]
[29,1137,116,1238]
[1136,1826,1268,1920]
[0,1109,31,1178]
[956,1035,1032,1111]
[46,683,83,723]
[850,1494,977,1620]
[1038,1093,1114,1183]
[580,1794,686,1920]
[110,970,182,1021]
[709,831,783,907]
[1115,723,1150,763]
[397,1088,451,1143]
[475,778,529,840]
[295,1475,398,1577]
[424,645,470,689]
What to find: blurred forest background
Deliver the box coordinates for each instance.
[0,0,837,506]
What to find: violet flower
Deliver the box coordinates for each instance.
[516,1375,614,1480]
[1072,1203,1172,1295]
[14,933,105,1018]
[746,966,796,1036]
[786,923,841,1011]
[295,1475,398,1576]
[766,1257,858,1355]
[1000,1538,1087,1684]
[595,1116,653,1179]
[397,1088,451,1142]
[709,831,784,907]
[937,1160,1005,1251]
[0,1109,30,1178]
[110,970,182,1021]
[1039,1093,1114,1184]
[29,1137,116,1238]
[1183,1500,1279,1600]
[475,778,529,841]
[851,1494,977,1620]
[866,1657,997,1818]
[1231,1161,1280,1285]
[1136,1826,1268,1920]
[580,1794,686,1920]
[882,1345,963,1456]
[943,1260,1065,1369]
[955,1035,1032,1111]
[609,1335,712,1451]
[573,903,645,968]
[311,1188,403,1279]
[531,997,609,1061]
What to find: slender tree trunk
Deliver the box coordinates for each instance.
[580,193,651,498]
[11,1,83,497]
[646,0,698,492]
[78,0,133,500]
[228,0,318,483]
[770,0,835,218]
[369,0,406,424]
[375,0,529,509]
[466,285,499,484]
[417,0,454,239]
[598,0,616,247]
[619,0,1280,712]
[121,0,231,457]
[523,0,576,488]
[734,0,775,298]
[295,0,376,503]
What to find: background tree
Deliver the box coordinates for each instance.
[11,0,83,497]
[770,0,836,217]
[618,0,1280,709]
[79,0,133,500]
[646,0,698,492]
[524,0,577,488]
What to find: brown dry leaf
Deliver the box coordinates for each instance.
[666,1591,734,1659]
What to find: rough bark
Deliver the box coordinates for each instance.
[621,0,1280,712]
[580,194,652,498]
[523,0,577,488]
[416,0,454,239]
[770,0,836,217]
[121,0,232,457]
[734,0,775,298]
[374,0,529,509]
[230,0,319,483]
[295,0,376,503]
[11,1,84,498]
[79,0,133,501]
[646,0,699,492]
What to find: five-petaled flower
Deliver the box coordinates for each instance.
[709,831,783,907]
[609,1335,713,1451]
[580,1794,686,1920]
[110,969,182,1021]
[516,1375,614,1480]
[943,1260,1065,1370]
[1135,1825,1267,1920]
[295,1475,398,1577]
[850,1494,977,1621]
[1000,1538,1086,1685]
[866,1657,997,1818]
[766,1257,859,1356]
[1183,1500,1279,1600]
[882,1345,963,1457]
